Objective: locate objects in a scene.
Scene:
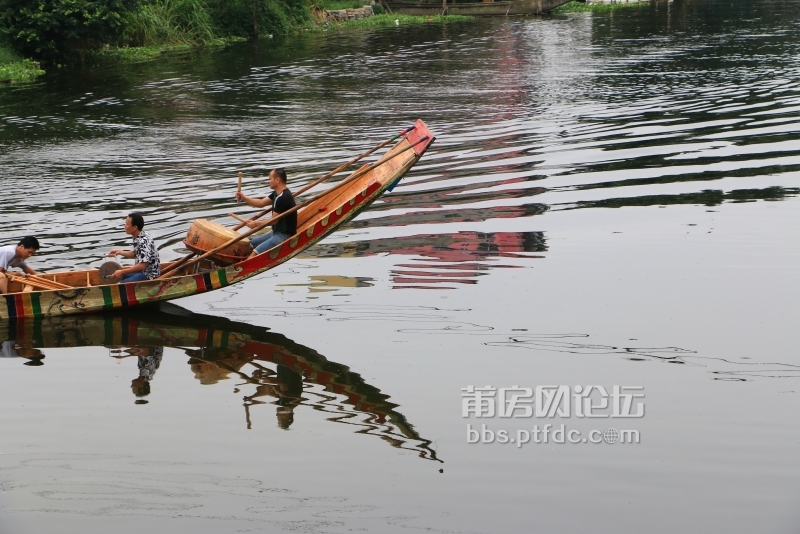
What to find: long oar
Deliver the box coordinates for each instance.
[159,135,428,280]
[231,125,416,231]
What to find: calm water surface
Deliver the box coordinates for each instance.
[2,0,800,532]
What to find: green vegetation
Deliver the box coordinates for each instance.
[0,0,311,63]
[320,13,471,31]
[0,0,132,61]
[93,36,246,62]
[322,0,364,10]
[208,0,311,40]
[125,0,215,46]
[0,44,44,82]
[552,1,649,13]
[0,0,469,79]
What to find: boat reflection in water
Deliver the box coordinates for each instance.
[304,230,547,289]
[0,303,441,462]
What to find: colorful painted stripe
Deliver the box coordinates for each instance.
[193,268,227,294]
[98,283,140,311]
[3,292,42,319]
[120,283,138,307]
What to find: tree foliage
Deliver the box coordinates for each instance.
[0,0,312,62]
[208,0,310,40]
[0,0,135,61]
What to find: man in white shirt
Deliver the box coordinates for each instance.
[0,236,40,294]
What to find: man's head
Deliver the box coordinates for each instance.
[131,376,151,397]
[15,236,39,260]
[268,168,288,190]
[124,212,145,236]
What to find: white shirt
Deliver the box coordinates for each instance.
[1,341,19,358]
[0,244,27,271]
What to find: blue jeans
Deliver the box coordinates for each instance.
[251,231,289,254]
[121,272,149,283]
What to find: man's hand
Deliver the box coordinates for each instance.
[107,249,122,257]
[112,269,125,280]
[246,220,262,229]
[235,191,246,202]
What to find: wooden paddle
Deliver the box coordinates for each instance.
[158,135,428,279]
[161,127,417,279]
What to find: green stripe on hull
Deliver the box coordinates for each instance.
[30,293,41,317]
[101,286,113,309]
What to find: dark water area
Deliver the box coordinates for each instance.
[2,0,800,532]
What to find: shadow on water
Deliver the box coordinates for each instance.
[0,302,442,463]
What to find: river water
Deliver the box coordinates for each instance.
[1,0,800,531]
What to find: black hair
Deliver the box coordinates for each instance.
[18,236,39,250]
[128,212,145,230]
[272,168,288,183]
[133,379,151,397]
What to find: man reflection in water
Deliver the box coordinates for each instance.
[244,365,304,430]
[111,346,163,404]
[185,348,303,429]
[1,341,45,366]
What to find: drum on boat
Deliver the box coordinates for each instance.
[184,219,252,266]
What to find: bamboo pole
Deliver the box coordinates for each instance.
[158,136,427,280]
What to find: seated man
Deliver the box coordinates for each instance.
[0,236,40,294]
[235,168,297,257]
[107,212,161,282]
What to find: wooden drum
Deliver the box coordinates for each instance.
[184,219,252,266]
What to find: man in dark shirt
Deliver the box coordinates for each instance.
[235,168,297,256]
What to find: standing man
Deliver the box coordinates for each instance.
[107,212,161,282]
[235,168,297,256]
[0,236,40,294]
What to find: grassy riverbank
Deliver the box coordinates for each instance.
[93,37,247,63]
[0,0,468,79]
[0,45,44,83]
[319,14,472,31]
[552,1,650,12]
[95,14,469,63]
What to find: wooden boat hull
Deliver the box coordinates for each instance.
[0,120,435,319]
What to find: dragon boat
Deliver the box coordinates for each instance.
[1,120,434,319]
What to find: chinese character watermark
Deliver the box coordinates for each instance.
[462,385,645,419]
